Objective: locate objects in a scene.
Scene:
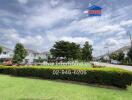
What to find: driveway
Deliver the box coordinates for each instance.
[92,62,132,71]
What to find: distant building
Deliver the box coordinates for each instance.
[24,50,49,64]
[0,45,49,64]
[96,45,130,62]
[0,46,13,60]
[113,46,130,58]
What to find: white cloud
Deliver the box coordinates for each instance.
[120,20,132,27]
[50,0,60,6]
[59,37,93,45]
[105,38,118,47]
[46,32,93,45]
[26,4,80,29]
[17,0,28,4]
[0,28,46,51]
[0,1,132,56]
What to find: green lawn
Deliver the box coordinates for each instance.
[0,75,132,100]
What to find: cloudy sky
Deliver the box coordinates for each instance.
[0,0,132,57]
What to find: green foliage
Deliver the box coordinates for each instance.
[0,46,2,54]
[110,51,124,62]
[13,43,27,64]
[0,66,132,88]
[128,47,132,62]
[110,53,119,60]
[34,57,45,63]
[82,41,93,61]
[118,51,125,62]
[50,41,81,60]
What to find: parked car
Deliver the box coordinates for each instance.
[111,60,121,64]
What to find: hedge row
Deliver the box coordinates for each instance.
[0,66,132,88]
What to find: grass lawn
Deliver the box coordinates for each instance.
[0,75,132,100]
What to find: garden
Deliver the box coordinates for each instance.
[0,65,132,100]
[0,65,132,88]
[0,42,132,100]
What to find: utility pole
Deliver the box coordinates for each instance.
[126,31,132,48]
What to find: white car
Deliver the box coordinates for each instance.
[111,60,121,64]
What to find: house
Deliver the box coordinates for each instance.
[24,49,39,64]
[113,46,130,58]
[0,45,49,64]
[0,46,13,61]
[24,49,49,64]
[97,45,131,62]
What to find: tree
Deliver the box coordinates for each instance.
[110,51,124,61]
[110,53,119,60]
[82,41,93,61]
[13,43,27,64]
[0,46,2,54]
[128,47,132,62]
[117,51,125,62]
[50,41,81,61]
[35,57,45,63]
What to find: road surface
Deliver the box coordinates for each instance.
[92,62,132,71]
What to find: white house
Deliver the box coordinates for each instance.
[97,45,131,63]
[113,46,130,58]
[0,46,49,64]
[0,46,13,60]
[24,49,49,64]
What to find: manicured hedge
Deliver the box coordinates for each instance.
[0,66,132,88]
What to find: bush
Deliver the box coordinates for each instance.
[0,66,132,88]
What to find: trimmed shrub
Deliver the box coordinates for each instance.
[0,66,132,88]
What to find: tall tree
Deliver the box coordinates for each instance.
[110,51,124,62]
[117,51,125,62]
[0,46,2,54]
[50,41,81,61]
[110,53,119,60]
[13,43,27,64]
[128,47,132,61]
[82,41,93,61]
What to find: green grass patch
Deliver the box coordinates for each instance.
[0,75,132,100]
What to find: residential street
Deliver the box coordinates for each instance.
[93,62,132,71]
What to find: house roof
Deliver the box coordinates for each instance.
[88,5,102,10]
[26,49,39,54]
[0,45,49,56]
[97,45,130,59]
[40,51,49,55]
[113,46,130,53]
[0,45,13,51]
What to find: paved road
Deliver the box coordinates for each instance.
[92,62,132,71]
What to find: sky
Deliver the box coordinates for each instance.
[0,0,132,57]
